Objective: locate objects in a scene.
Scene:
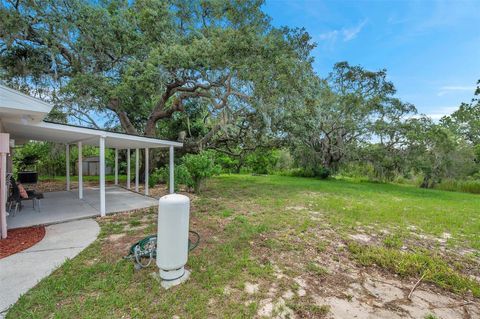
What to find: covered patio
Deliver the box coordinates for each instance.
[0,84,182,238]
[6,186,158,229]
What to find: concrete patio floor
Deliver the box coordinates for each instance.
[7,186,158,229]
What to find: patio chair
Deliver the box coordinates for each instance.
[8,176,43,216]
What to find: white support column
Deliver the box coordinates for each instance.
[78,141,83,199]
[169,145,174,194]
[144,148,149,196]
[66,144,70,191]
[126,148,131,189]
[135,148,139,192]
[1,153,7,239]
[99,136,106,217]
[114,148,118,185]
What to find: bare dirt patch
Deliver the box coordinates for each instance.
[249,219,480,319]
[349,233,372,243]
[245,282,260,294]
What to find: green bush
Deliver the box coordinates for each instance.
[245,149,278,174]
[290,166,330,179]
[274,149,294,172]
[213,152,240,173]
[182,151,221,193]
[151,151,220,193]
[148,168,162,188]
[154,164,193,191]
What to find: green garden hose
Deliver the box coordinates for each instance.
[124,231,200,269]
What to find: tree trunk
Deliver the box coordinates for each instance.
[420,175,431,188]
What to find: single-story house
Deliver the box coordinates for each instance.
[0,84,182,239]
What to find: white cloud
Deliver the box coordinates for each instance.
[318,30,339,41]
[317,19,368,44]
[342,20,367,41]
[437,85,476,96]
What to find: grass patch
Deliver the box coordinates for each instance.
[306,262,328,276]
[286,297,330,317]
[347,242,480,297]
[435,179,480,194]
[214,175,480,249]
[220,210,233,217]
[129,219,141,227]
[316,241,327,253]
[383,234,403,249]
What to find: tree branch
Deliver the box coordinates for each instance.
[107,98,138,135]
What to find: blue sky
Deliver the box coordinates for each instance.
[263,0,480,119]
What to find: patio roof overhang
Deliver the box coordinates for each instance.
[3,120,183,149]
[0,84,52,123]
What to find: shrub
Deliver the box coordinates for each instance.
[245,149,278,174]
[213,152,240,173]
[172,164,193,191]
[290,166,330,179]
[148,169,162,188]
[274,149,294,172]
[182,151,221,193]
[153,164,193,191]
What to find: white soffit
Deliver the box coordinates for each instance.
[0,84,53,122]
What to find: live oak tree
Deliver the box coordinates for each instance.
[359,97,417,181]
[286,62,415,174]
[0,0,313,152]
[404,118,458,188]
[439,80,480,178]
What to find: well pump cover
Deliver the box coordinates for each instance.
[156,194,190,271]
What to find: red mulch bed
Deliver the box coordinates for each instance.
[0,226,46,259]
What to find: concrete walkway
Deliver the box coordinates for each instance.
[0,219,100,317]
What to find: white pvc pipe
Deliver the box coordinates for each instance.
[126,148,131,189]
[99,136,106,217]
[145,148,149,196]
[66,144,70,191]
[135,148,139,192]
[78,141,83,199]
[0,153,7,239]
[114,148,118,185]
[169,145,174,194]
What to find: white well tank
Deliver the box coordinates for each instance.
[156,193,190,281]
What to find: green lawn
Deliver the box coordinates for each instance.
[225,175,480,249]
[7,175,480,318]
